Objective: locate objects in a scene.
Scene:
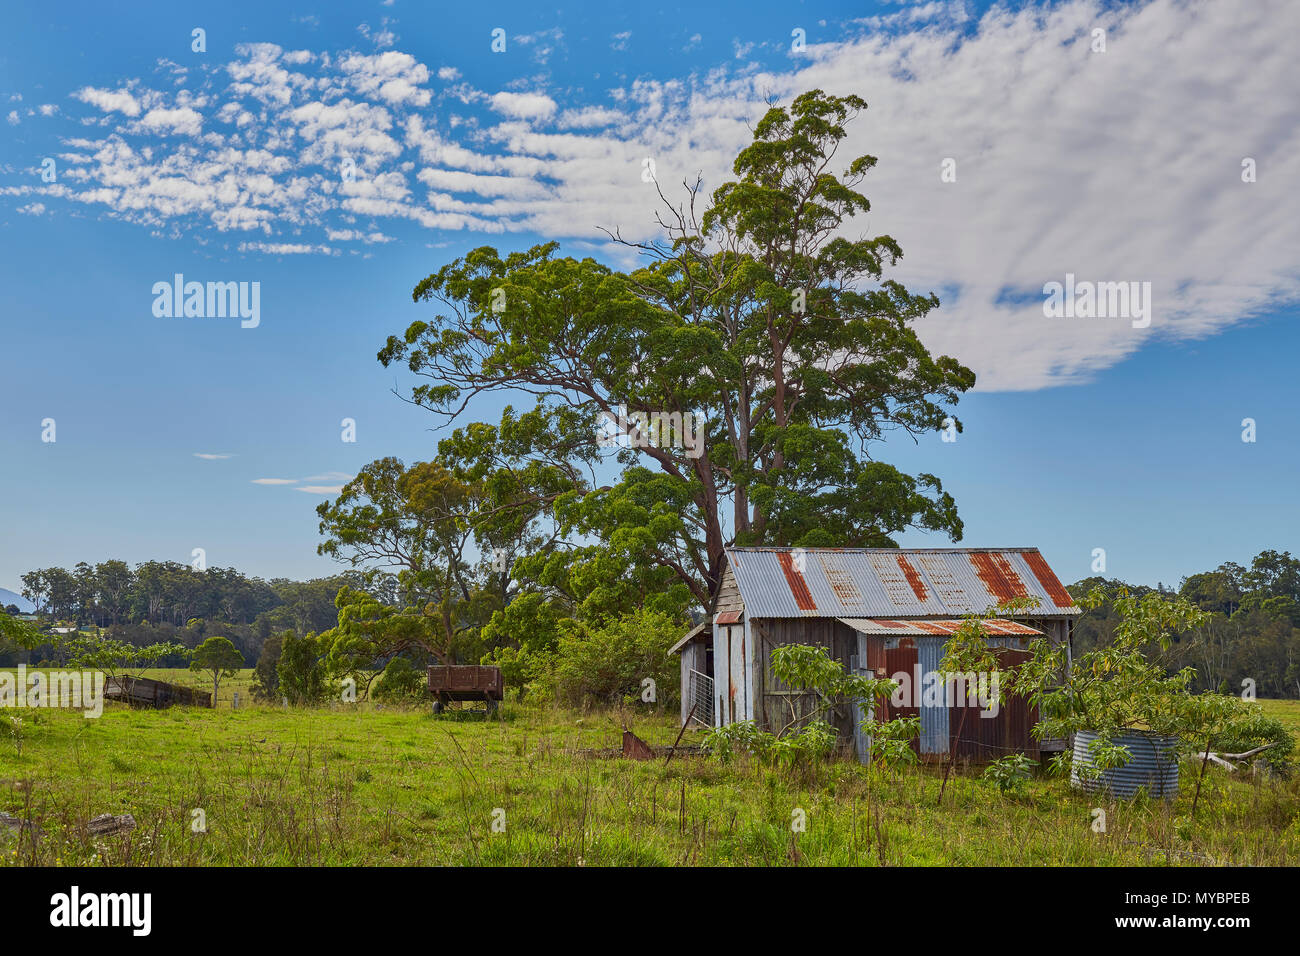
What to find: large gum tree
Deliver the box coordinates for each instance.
[379,90,975,614]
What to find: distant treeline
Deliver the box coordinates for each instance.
[2,561,360,666]
[5,548,1299,698]
[1068,549,1300,698]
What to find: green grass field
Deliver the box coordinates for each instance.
[2,668,1298,866]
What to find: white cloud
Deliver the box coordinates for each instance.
[489,91,557,122]
[325,228,392,242]
[514,27,564,65]
[357,21,397,50]
[5,111,18,125]
[194,453,235,460]
[74,86,141,117]
[556,107,625,129]
[238,241,335,255]
[138,106,203,136]
[16,0,1300,391]
[288,98,401,168]
[338,51,430,107]
[253,471,353,494]
[17,202,46,215]
[416,167,547,200]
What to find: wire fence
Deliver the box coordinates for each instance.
[689,669,713,726]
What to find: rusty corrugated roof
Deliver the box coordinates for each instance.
[725,547,1080,618]
[837,617,1044,636]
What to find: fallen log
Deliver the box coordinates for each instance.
[0,811,42,841]
[85,813,136,836]
[1203,742,1282,772]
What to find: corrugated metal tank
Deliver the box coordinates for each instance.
[1071,730,1179,798]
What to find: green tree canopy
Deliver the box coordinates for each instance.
[379,90,974,611]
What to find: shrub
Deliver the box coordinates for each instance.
[550,608,681,708]
[702,720,774,764]
[481,644,551,698]
[277,631,329,704]
[701,719,839,777]
[251,631,284,701]
[982,754,1036,795]
[373,656,426,702]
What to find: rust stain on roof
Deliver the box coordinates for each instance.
[1022,550,1075,607]
[969,552,1029,602]
[715,611,742,625]
[895,555,929,602]
[843,617,1045,638]
[989,620,1043,635]
[777,551,817,611]
[822,562,865,607]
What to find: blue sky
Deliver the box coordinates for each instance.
[1,0,1298,594]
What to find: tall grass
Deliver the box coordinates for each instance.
[1,674,1297,866]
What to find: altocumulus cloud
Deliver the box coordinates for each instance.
[3,0,1298,390]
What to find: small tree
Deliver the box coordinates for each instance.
[189,636,244,706]
[936,597,1038,804]
[1016,587,1218,785]
[278,631,329,704]
[1177,690,1294,817]
[0,613,43,654]
[63,634,188,685]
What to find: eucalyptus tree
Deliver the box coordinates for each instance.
[379,90,974,611]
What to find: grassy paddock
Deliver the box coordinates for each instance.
[1,669,1298,866]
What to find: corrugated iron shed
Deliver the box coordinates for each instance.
[725,547,1079,619]
[837,617,1044,636]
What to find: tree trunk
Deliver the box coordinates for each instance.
[1191,736,1213,818]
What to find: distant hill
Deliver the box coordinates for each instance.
[0,588,35,612]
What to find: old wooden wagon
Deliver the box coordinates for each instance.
[427,665,503,713]
[670,546,1080,763]
[104,675,212,709]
